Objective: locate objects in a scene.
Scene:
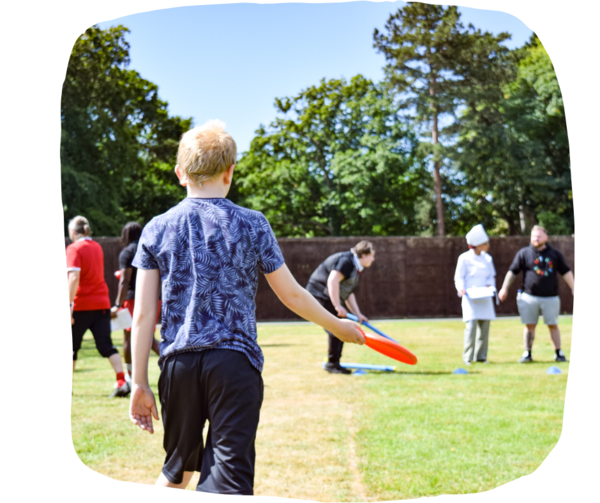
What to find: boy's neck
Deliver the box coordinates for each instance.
[186,179,228,199]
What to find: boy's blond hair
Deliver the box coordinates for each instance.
[177,120,237,186]
[531,225,548,234]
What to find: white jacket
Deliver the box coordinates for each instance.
[454,250,496,321]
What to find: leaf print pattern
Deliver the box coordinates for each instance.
[132,197,285,372]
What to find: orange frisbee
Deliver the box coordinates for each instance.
[362,331,418,365]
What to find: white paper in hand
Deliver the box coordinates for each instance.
[110,308,132,332]
[466,286,495,300]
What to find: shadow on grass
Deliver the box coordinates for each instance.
[261,343,298,347]
[361,370,460,376]
[489,361,569,366]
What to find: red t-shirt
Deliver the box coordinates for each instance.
[66,238,111,311]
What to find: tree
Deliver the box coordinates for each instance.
[61,25,191,235]
[234,76,428,237]
[453,35,572,235]
[373,3,511,236]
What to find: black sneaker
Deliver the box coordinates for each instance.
[109,381,131,398]
[518,351,533,363]
[554,350,568,362]
[324,363,351,375]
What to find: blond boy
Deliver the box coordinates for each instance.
[129,120,364,494]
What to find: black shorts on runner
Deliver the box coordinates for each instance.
[72,309,118,360]
[158,349,264,495]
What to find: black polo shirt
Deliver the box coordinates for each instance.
[508,244,570,297]
[306,251,360,303]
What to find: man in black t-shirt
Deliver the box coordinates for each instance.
[306,241,375,374]
[498,226,574,363]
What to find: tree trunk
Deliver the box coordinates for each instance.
[507,217,518,236]
[433,157,444,237]
[430,72,445,236]
[519,205,526,234]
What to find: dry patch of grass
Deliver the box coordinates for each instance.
[72,317,570,500]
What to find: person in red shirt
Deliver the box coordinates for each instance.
[67,215,129,398]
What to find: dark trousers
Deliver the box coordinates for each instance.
[315,297,344,364]
[158,349,264,495]
[71,309,118,360]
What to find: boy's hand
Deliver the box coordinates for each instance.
[129,384,159,434]
[357,313,369,324]
[335,305,348,318]
[333,319,365,345]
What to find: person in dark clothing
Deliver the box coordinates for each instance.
[111,222,160,384]
[498,225,574,363]
[306,241,375,374]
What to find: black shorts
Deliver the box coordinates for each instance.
[72,309,118,360]
[158,349,264,495]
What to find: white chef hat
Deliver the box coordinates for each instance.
[466,224,489,246]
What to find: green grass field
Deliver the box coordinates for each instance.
[71,316,570,500]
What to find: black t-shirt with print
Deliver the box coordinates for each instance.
[306,251,359,303]
[508,244,570,297]
[119,241,138,300]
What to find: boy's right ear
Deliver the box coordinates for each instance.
[174,164,187,187]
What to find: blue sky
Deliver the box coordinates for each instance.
[97,2,534,154]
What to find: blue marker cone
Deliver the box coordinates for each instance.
[453,368,469,375]
[353,369,367,376]
[546,366,562,375]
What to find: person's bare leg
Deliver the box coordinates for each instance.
[155,471,194,489]
[73,360,76,372]
[108,353,124,374]
[123,329,132,364]
[524,324,536,351]
[548,324,561,350]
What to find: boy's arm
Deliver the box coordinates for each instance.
[129,268,161,434]
[327,270,347,317]
[266,264,365,344]
[345,293,368,323]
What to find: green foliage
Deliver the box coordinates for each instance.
[62,22,572,240]
[235,76,428,237]
[373,4,513,236]
[453,35,572,235]
[61,25,190,236]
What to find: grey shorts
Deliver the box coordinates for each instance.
[517,292,560,326]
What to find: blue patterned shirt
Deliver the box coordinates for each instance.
[132,197,285,372]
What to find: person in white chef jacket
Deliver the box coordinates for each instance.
[454,224,496,365]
